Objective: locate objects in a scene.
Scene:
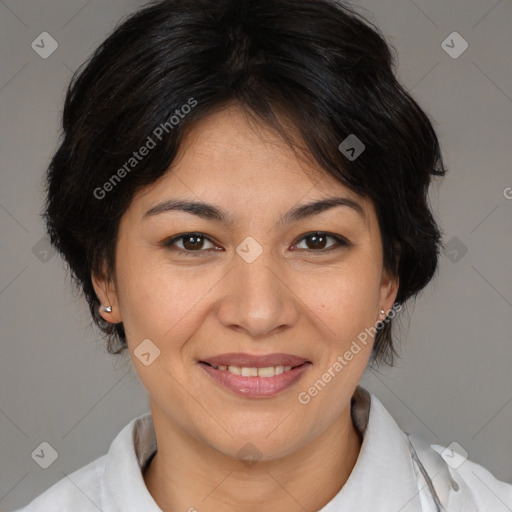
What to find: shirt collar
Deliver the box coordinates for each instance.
[319,386,424,511]
[102,412,160,511]
[101,386,423,511]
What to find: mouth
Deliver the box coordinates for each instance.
[197,353,312,398]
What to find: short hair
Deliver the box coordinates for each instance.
[43,0,446,366]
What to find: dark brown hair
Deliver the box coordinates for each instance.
[43,0,446,366]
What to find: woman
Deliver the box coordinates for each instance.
[14,0,511,510]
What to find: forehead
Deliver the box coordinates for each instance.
[176,105,327,182]
[131,103,373,225]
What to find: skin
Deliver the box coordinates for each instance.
[93,103,399,512]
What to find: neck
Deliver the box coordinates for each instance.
[143,403,362,512]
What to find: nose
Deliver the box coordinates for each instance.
[216,248,301,339]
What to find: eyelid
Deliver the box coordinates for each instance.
[291,231,352,252]
[163,232,220,254]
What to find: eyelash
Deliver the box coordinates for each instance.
[162,231,352,257]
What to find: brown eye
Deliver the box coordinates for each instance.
[182,234,206,250]
[164,232,217,253]
[294,232,350,252]
[303,233,329,250]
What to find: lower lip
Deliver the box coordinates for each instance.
[198,363,311,398]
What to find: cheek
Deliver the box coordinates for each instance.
[303,261,382,333]
[114,252,219,346]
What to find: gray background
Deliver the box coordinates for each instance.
[0,0,511,510]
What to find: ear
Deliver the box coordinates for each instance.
[377,266,399,321]
[91,267,122,324]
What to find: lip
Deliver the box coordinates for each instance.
[199,352,310,368]
[197,353,312,398]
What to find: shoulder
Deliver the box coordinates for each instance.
[12,455,106,512]
[430,444,512,511]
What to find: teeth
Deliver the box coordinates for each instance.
[258,366,276,377]
[228,365,241,375]
[210,364,297,377]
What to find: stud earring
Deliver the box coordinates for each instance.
[101,305,112,313]
[380,309,385,316]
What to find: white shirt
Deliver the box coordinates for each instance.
[14,386,512,511]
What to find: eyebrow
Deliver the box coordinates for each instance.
[143,196,366,225]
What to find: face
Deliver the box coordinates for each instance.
[93,103,398,462]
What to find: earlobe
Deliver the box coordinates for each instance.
[379,270,399,319]
[91,270,122,323]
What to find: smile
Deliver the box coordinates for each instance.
[198,354,312,398]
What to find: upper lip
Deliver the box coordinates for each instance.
[199,353,311,368]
